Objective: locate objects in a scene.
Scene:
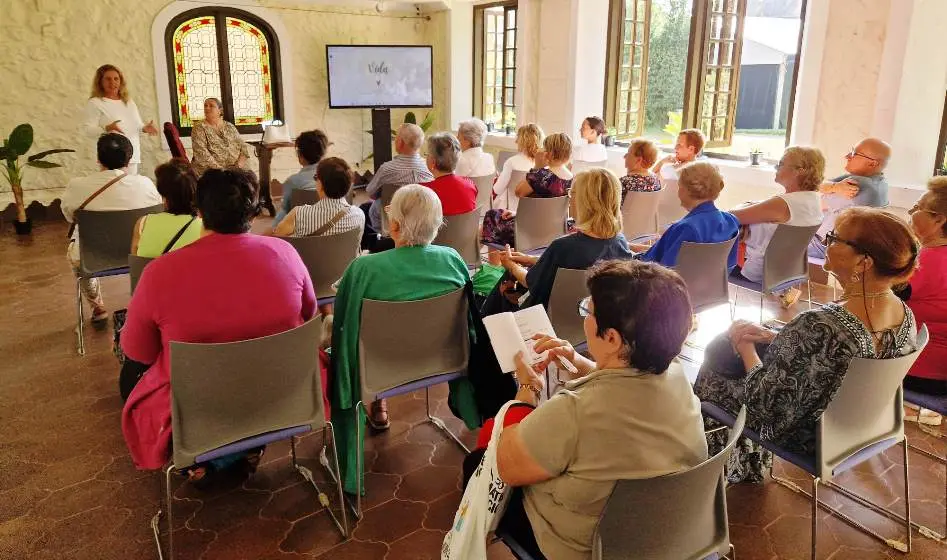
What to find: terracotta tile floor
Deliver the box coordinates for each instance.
[2,220,946,560]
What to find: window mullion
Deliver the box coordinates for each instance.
[214,12,235,123]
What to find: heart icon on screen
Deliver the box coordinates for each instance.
[376,80,381,86]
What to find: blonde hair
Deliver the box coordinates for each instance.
[679,128,706,154]
[782,146,825,191]
[572,168,623,238]
[544,133,573,164]
[628,138,659,168]
[679,161,724,200]
[925,176,947,235]
[516,123,544,160]
[90,64,129,102]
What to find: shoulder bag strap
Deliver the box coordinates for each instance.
[311,208,349,237]
[161,216,197,254]
[67,172,127,239]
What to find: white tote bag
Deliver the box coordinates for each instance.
[441,400,523,560]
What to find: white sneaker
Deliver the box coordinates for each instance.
[905,408,943,426]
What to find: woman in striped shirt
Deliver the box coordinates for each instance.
[272,157,365,238]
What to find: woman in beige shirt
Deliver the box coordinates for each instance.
[190,97,249,176]
[491,259,708,560]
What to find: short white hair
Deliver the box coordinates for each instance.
[397,123,424,152]
[457,119,488,147]
[389,184,443,246]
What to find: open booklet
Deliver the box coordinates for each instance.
[482,305,563,374]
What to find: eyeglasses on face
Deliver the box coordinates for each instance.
[577,296,593,318]
[846,147,879,162]
[909,204,939,217]
[819,230,867,254]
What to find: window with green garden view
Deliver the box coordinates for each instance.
[606,0,806,159]
[474,3,518,130]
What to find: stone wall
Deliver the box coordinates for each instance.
[0,0,449,209]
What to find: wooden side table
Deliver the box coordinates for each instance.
[250,140,295,216]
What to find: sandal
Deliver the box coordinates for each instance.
[367,399,391,431]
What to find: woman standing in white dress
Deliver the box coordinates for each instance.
[83,64,159,175]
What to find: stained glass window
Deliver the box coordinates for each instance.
[167,9,280,134]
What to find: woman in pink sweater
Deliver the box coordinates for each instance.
[903,177,947,424]
[121,168,317,472]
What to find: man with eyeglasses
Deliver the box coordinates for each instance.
[808,137,892,258]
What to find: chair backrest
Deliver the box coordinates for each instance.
[358,287,469,401]
[547,268,589,347]
[503,169,528,209]
[379,183,402,235]
[289,188,319,210]
[673,237,737,313]
[128,254,154,295]
[169,317,325,468]
[283,227,362,299]
[657,177,686,226]
[163,122,188,162]
[77,205,164,275]
[496,150,517,170]
[434,209,482,267]
[817,325,929,480]
[515,195,569,252]
[761,223,821,293]
[621,190,662,240]
[470,174,496,213]
[593,407,747,560]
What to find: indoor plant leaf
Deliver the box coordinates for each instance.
[25,160,62,169]
[28,148,75,162]
[7,124,33,156]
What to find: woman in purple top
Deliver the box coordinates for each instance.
[482,133,574,248]
[121,168,317,476]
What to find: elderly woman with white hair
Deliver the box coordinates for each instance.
[455,118,497,178]
[329,184,474,494]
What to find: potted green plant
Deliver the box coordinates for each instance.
[504,112,517,135]
[1,124,74,235]
[749,147,763,166]
[604,126,617,147]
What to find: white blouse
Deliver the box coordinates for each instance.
[492,153,534,212]
[742,191,823,283]
[83,98,146,164]
[455,147,497,178]
[572,142,609,163]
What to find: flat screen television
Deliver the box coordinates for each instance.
[326,45,434,109]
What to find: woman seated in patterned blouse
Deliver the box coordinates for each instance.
[481,133,574,248]
[694,207,920,483]
[619,138,662,205]
[190,97,250,176]
[271,157,365,238]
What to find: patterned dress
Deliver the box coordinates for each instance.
[481,168,572,247]
[190,120,250,176]
[693,303,917,483]
[619,173,662,205]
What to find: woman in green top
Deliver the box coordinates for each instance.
[331,184,475,495]
[131,159,203,257]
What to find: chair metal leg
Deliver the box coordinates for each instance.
[770,464,912,553]
[807,280,813,311]
[150,463,174,560]
[291,434,348,537]
[811,477,819,560]
[759,290,764,326]
[903,439,912,551]
[905,436,947,541]
[728,542,736,560]
[425,387,470,454]
[76,278,85,356]
[352,400,365,520]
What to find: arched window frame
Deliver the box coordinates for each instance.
[161,6,285,137]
